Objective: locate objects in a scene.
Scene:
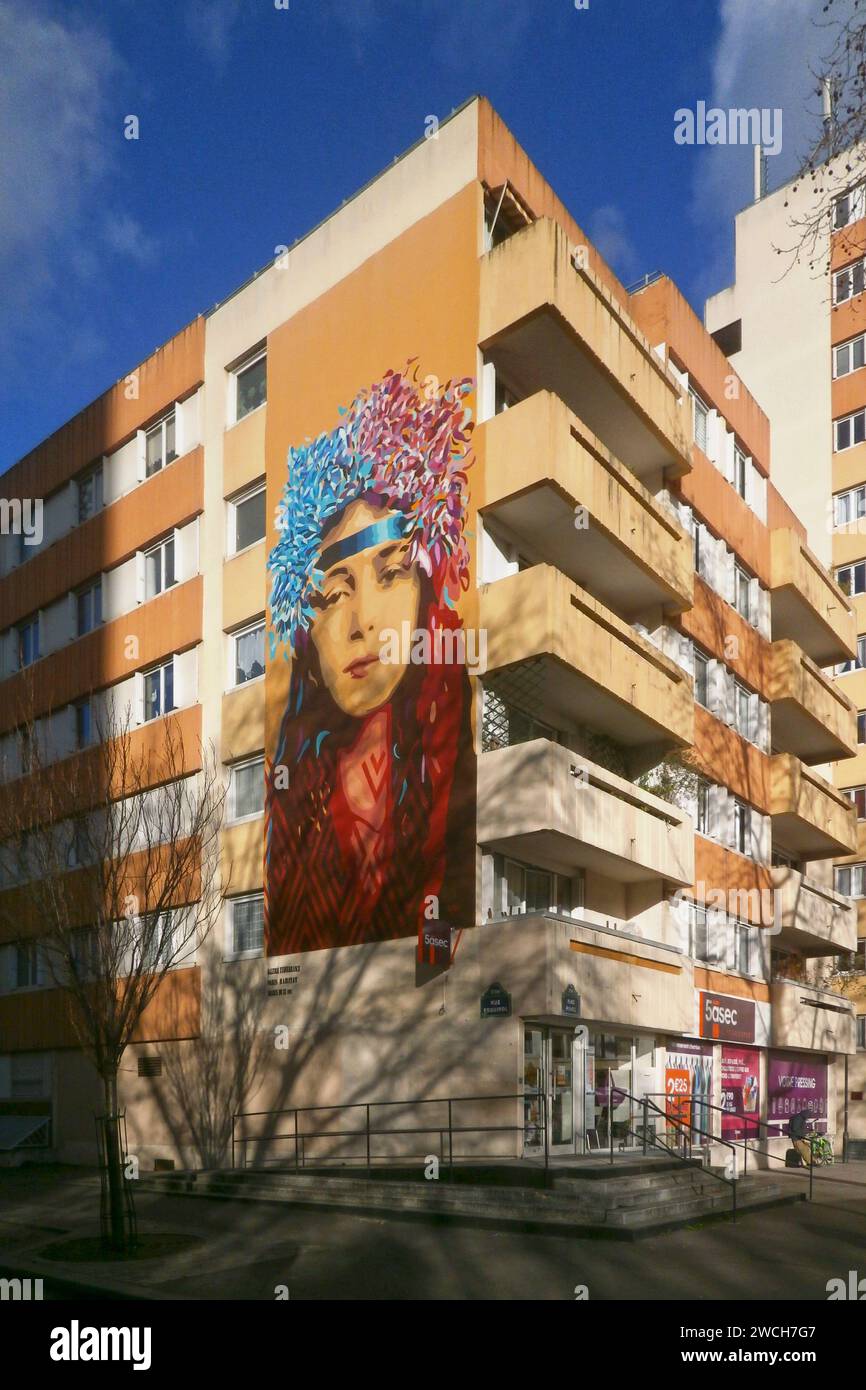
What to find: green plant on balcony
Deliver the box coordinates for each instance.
[581,729,629,778]
[635,750,698,809]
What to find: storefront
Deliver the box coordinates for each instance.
[522,1024,665,1155]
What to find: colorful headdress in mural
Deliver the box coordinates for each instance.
[268,365,474,657]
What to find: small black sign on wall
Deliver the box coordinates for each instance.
[562,985,581,1017]
[480,982,512,1018]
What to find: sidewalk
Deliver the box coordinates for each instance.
[2,1161,866,1300]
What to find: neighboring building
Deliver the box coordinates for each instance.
[0,98,856,1172]
[707,146,866,1154]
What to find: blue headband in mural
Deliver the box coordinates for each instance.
[319,514,408,574]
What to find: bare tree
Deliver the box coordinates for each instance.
[777,2,866,278]
[0,699,228,1251]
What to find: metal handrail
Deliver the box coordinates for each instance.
[602,1085,739,1221]
[231,1090,551,1181]
[646,1091,828,1199]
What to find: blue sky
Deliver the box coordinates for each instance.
[0,0,843,470]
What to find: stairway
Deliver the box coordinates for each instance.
[136,1156,803,1240]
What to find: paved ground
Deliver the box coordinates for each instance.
[1,1162,865,1300]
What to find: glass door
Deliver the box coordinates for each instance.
[522,1026,577,1154]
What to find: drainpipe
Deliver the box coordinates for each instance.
[844,1052,850,1163]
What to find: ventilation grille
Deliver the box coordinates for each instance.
[138,1056,162,1078]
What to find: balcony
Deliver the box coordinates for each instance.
[770,867,857,956]
[769,754,857,859]
[479,392,692,617]
[769,529,855,666]
[770,977,856,1054]
[768,640,857,763]
[478,738,694,885]
[479,565,693,761]
[480,218,692,482]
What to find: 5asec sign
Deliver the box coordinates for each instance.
[699,991,755,1044]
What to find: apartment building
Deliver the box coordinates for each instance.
[707,147,866,1152]
[0,98,856,1171]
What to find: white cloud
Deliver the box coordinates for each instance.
[103,213,159,266]
[0,2,116,270]
[185,0,244,67]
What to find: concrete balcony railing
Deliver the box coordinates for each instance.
[479,564,694,761]
[769,753,858,859]
[479,218,692,482]
[768,639,858,764]
[770,866,858,956]
[769,528,856,666]
[478,738,694,886]
[770,977,856,1054]
[479,391,693,618]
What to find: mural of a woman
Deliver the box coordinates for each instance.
[265,366,476,955]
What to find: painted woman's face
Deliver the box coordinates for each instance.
[310,498,421,718]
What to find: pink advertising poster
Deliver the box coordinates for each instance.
[721,1045,761,1139]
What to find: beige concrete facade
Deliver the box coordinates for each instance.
[0,99,856,1173]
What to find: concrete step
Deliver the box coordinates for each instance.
[135,1167,803,1239]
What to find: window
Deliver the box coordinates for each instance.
[859,711,866,745]
[496,858,575,919]
[231,893,264,955]
[844,785,866,819]
[696,778,710,835]
[734,446,747,500]
[143,661,175,722]
[144,536,176,600]
[689,905,724,966]
[66,817,89,869]
[145,412,177,477]
[693,520,702,573]
[77,463,104,523]
[772,847,801,871]
[229,756,265,821]
[75,698,92,750]
[11,1053,46,1099]
[230,486,266,554]
[833,185,866,231]
[838,635,866,675]
[734,681,752,740]
[834,257,866,306]
[733,797,751,855]
[835,408,866,452]
[835,863,866,898]
[17,615,39,669]
[138,910,174,971]
[735,922,751,975]
[76,579,102,636]
[834,333,866,379]
[690,390,709,453]
[693,649,709,708]
[232,623,265,686]
[835,485,866,528]
[15,940,42,989]
[836,561,866,597]
[233,353,266,423]
[734,562,752,621]
[858,1015,866,1050]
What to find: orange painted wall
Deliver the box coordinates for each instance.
[694,965,770,1003]
[767,481,808,541]
[0,967,201,1051]
[628,276,770,472]
[4,320,204,505]
[831,219,866,271]
[0,575,202,733]
[691,704,771,813]
[693,838,775,927]
[679,576,771,699]
[678,448,770,585]
[0,448,203,630]
[264,183,481,756]
[0,706,202,836]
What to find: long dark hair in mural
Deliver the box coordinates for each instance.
[265,365,476,955]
